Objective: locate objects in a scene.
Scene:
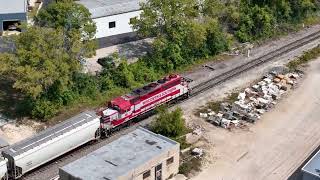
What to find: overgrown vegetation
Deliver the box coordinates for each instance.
[0,0,319,121]
[179,155,202,176]
[151,107,189,138]
[287,45,320,70]
[150,107,191,150]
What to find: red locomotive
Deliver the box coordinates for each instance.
[98,74,190,135]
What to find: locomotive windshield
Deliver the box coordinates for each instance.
[108,102,120,112]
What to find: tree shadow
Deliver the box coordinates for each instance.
[0,78,28,121]
[118,40,152,60]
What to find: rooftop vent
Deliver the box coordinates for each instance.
[145,140,157,145]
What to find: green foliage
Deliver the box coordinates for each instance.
[131,0,198,40]
[287,45,320,70]
[234,0,319,42]
[236,5,275,42]
[1,26,77,99]
[35,0,97,58]
[151,107,188,138]
[205,18,230,55]
[134,0,231,72]
[31,98,60,120]
[72,73,99,99]
[112,61,137,88]
[128,62,159,83]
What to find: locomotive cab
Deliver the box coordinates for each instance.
[101,97,133,128]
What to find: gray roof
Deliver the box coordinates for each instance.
[302,149,320,178]
[2,111,98,157]
[0,0,27,14]
[77,0,146,19]
[61,127,178,180]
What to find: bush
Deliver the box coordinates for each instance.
[112,62,137,88]
[151,107,188,138]
[31,99,59,120]
[179,157,202,176]
[97,56,115,69]
[72,73,99,99]
[129,62,159,83]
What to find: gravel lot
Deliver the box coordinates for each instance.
[190,58,320,180]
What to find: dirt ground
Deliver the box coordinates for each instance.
[188,58,320,180]
[0,122,37,144]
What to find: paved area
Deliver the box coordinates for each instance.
[188,58,320,180]
[85,38,153,73]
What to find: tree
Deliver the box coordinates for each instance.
[131,0,199,41]
[0,26,78,99]
[112,61,136,88]
[151,107,187,138]
[35,0,97,59]
[235,5,275,42]
[0,53,15,76]
[205,18,230,55]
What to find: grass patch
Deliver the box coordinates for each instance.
[179,156,202,176]
[303,15,320,26]
[196,92,238,115]
[287,45,320,70]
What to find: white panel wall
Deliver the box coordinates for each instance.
[94,11,142,39]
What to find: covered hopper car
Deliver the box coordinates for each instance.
[2,111,100,179]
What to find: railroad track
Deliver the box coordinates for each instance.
[22,30,320,180]
[190,30,320,97]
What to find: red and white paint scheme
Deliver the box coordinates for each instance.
[98,74,190,132]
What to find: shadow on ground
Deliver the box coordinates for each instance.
[0,78,28,121]
[118,40,151,60]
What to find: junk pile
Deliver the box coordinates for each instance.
[200,70,302,129]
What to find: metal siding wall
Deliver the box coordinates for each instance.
[0,13,27,31]
[93,11,142,39]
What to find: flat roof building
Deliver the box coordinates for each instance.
[0,0,28,33]
[59,127,180,180]
[302,149,320,180]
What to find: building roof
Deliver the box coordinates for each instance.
[61,127,178,180]
[77,0,146,19]
[0,0,27,14]
[3,111,98,157]
[302,149,320,178]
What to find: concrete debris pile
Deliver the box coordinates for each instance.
[200,70,302,129]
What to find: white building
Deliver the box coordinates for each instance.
[77,0,146,40]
